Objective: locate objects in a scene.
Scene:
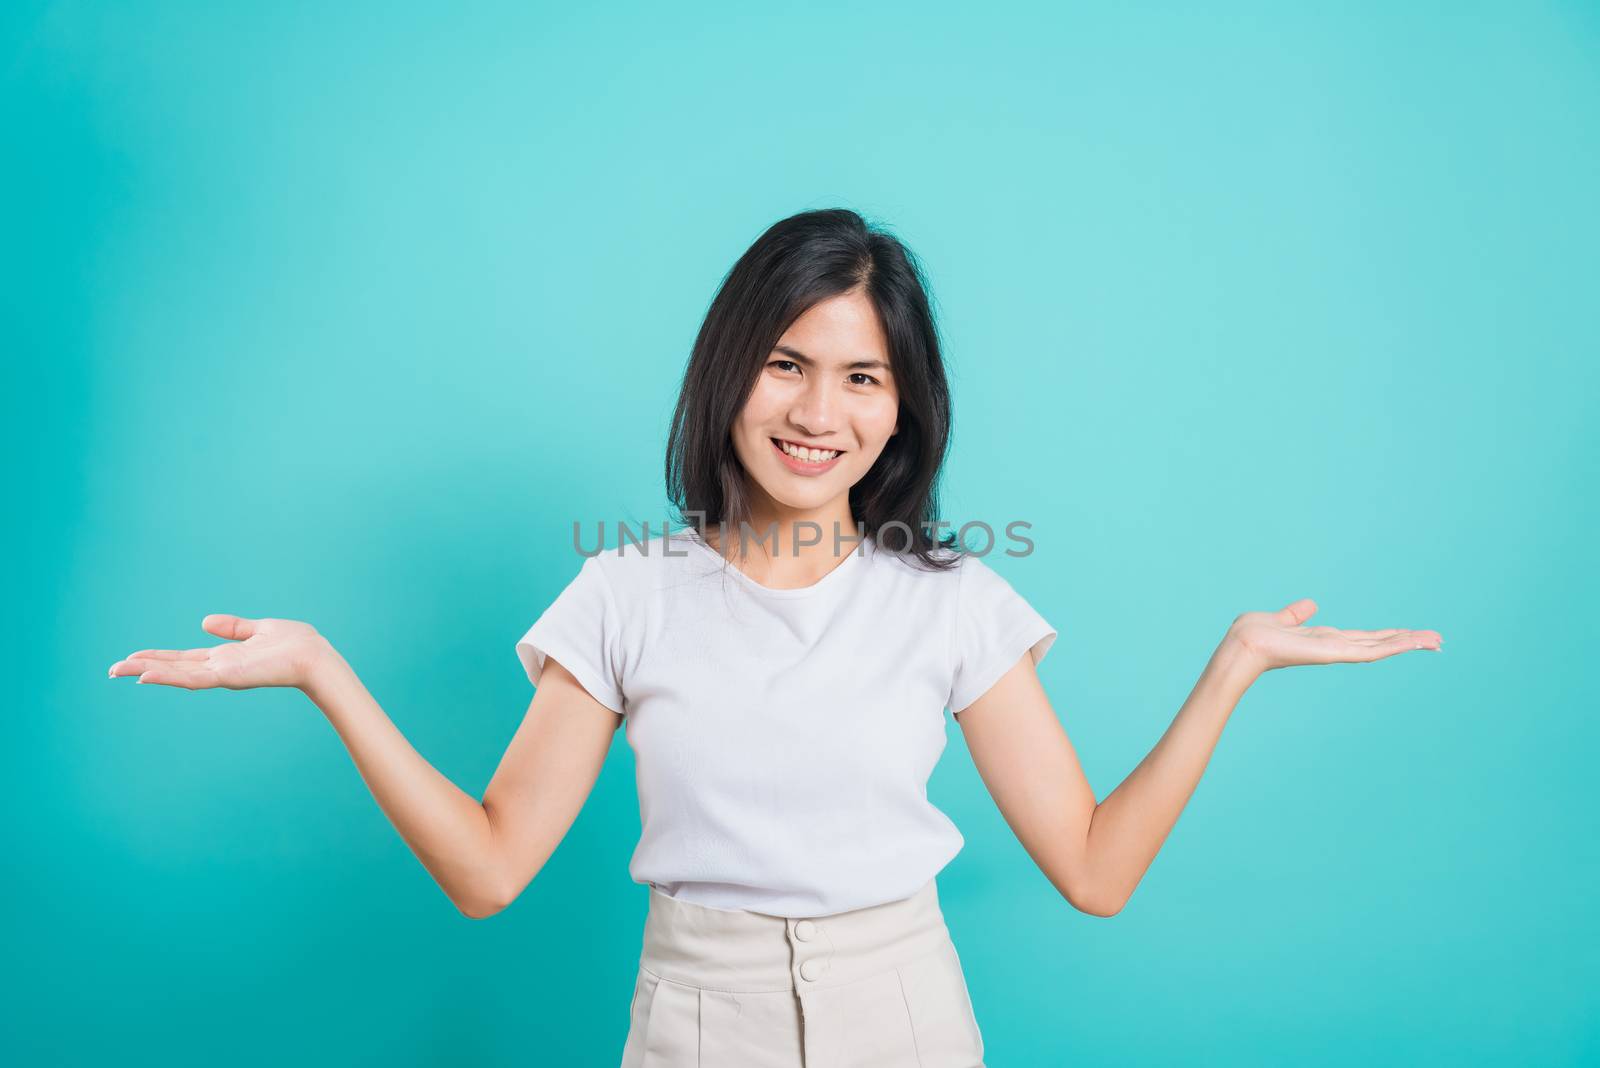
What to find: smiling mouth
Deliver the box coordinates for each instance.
[770,437,846,465]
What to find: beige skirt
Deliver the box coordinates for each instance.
[618,878,986,1068]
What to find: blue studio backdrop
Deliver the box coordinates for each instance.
[7,2,1596,1065]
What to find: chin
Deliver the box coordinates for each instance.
[762,485,833,511]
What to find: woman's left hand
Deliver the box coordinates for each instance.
[1226,597,1442,676]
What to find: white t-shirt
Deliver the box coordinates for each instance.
[514,526,1056,917]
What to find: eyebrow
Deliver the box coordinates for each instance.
[773,344,891,373]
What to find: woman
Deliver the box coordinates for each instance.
[107,208,1442,1067]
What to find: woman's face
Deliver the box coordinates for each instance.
[731,288,900,525]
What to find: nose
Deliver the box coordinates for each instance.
[788,377,839,438]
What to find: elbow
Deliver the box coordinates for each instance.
[1076,898,1125,919]
[454,880,517,921]
[1066,883,1127,919]
[457,899,504,921]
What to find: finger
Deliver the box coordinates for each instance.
[111,655,160,679]
[1350,633,1442,661]
[132,661,222,690]
[1337,627,1445,648]
[111,651,208,678]
[1276,598,1318,626]
[112,655,207,680]
[202,614,258,641]
[1374,630,1441,649]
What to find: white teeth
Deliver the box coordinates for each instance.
[778,439,839,463]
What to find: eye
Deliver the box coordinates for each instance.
[848,373,880,386]
[770,359,800,374]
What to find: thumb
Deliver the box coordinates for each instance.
[202,614,258,641]
[1276,598,1318,626]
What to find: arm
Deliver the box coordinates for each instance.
[110,614,622,920]
[1075,639,1255,915]
[956,598,1442,917]
[303,647,620,919]
[302,648,510,918]
[958,642,1252,917]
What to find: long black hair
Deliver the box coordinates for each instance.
[665,208,961,572]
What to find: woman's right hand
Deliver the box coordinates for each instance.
[108,614,335,692]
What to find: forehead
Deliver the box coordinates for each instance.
[775,291,891,371]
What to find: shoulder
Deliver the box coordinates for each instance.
[583,527,710,592]
[947,549,1046,619]
[878,545,1031,605]
[867,538,968,589]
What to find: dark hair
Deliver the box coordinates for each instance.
[665,208,961,572]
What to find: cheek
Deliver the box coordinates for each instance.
[861,397,900,439]
[737,380,786,430]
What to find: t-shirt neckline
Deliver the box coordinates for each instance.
[678,526,873,598]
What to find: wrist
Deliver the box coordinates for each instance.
[1210,630,1264,692]
[298,638,351,702]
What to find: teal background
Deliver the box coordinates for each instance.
[7,2,1596,1064]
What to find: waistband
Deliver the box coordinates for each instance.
[639,879,951,995]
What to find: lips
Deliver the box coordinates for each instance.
[770,437,846,476]
[772,437,841,453]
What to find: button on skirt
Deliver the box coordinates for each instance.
[618,878,986,1067]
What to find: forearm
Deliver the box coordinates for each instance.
[301,646,507,918]
[1080,636,1259,915]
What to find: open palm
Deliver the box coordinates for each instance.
[108,614,328,691]
[1230,598,1442,674]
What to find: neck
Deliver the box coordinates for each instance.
[709,497,861,562]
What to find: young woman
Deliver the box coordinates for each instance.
[107,209,1442,1067]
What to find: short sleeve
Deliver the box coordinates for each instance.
[515,555,626,715]
[947,554,1057,714]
